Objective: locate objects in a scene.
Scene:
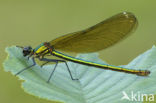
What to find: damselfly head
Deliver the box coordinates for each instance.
[23,46,32,57]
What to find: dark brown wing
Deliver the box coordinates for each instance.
[50,12,137,53]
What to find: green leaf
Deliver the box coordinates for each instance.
[3,46,156,103]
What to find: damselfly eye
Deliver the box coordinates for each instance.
[23,46,32,56]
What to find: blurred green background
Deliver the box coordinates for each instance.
[0,0,156,103]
